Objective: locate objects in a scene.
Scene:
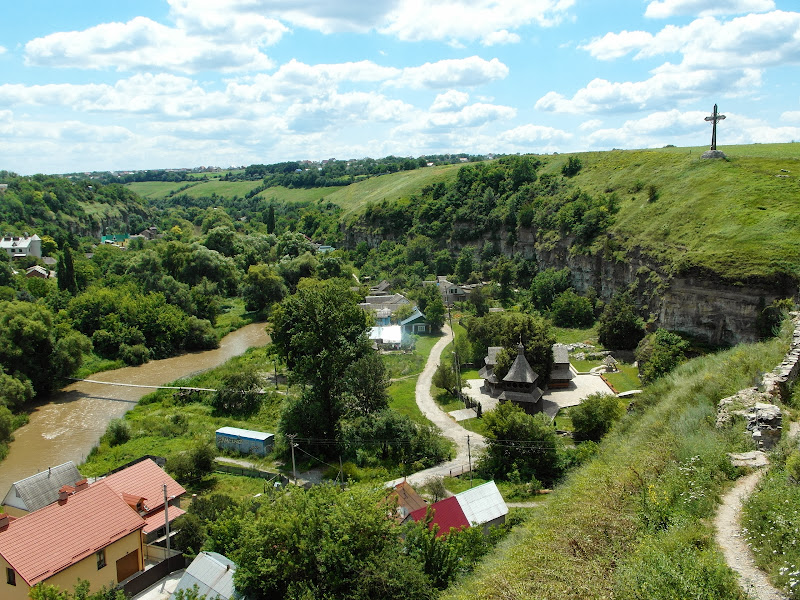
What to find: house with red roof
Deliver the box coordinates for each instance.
[407,481,508,537]
[96,458,186,545]
[0,481,146,600]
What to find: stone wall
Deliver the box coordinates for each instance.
[716,313,800,449]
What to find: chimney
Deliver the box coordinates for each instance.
[58,485,73,502]
[75,478,89,492]
[0,514,9,528]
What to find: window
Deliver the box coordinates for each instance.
[96,549,106,570]
[6,567,15,586]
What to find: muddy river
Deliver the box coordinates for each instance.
[0,322,270,493]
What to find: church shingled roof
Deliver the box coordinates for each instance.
[503,343,539,384]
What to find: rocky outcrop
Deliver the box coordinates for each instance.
[716,313,800,450]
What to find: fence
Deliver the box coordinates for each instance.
[214,462,290,486]
[119,553,186,597]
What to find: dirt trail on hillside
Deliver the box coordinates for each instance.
[714,422,798,600]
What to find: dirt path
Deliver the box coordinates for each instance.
[714,422,798,600]
[386,325,485,488]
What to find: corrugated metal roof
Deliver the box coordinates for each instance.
[456,481,508,527]
[3,461,83,512]
[0,482,145,586]
[400,307,426,326]
[216,427,273,441]
[409,496,470,537]
[369,325,402,344]
[170,551,246,600]
[98,458,185,514]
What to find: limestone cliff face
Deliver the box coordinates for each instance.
[517,227,792,346]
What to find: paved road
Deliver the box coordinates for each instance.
[386,325,485,488]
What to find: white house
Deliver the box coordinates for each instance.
[0,234,41,259]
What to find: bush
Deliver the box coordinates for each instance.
[636,329,689,384]
[104,418,131,447]
[570,393,624,442]
[119,343,150,366]
[598,292,645,350]
[551,289,594,328]
[167,443,216,484]
[561,156,582,177]
[211,365,265,415]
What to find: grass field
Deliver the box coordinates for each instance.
[125,163,463,216]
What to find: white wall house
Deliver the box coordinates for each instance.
[1,234,42,258]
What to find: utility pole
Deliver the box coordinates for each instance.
[288,434,297,484]
[467,435,473,488]
[163,483,170,556]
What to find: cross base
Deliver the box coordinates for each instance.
[701,149,727,159]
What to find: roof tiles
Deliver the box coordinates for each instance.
[0,482,145,586]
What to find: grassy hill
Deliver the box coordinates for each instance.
[546,143,800,282]
[126,143,800,284]
[127,163,464,215]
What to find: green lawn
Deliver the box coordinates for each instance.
[552,324,599,345]
[605,363,641,393]
[387,377,426,425]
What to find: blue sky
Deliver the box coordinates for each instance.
[1,0,799,174]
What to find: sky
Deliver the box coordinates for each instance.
[1,0,800,175]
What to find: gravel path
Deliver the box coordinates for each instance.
[714,422,798,600]
[386,325,485,488]
[714,470,787,600]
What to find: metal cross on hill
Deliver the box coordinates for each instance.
[704,104,726,150]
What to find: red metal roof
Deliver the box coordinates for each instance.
[97,458,185,515]
[142,505,186,534]
[408,496,470,537]
[0,482,145,586]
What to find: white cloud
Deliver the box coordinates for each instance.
[0,46,6,55]
[390,56,509,89]
[781,111,800,124]
[536,68,759,114]
[431,90,470,112]
[582,11,800,68]
[285,92,413,132]
[394,102,515,138]
[546,11,800,115]
[581,30,657,61]
[169,0,402,35]
[579,119,603,131]
[481,30,521,46]
[498,123,572,144]
[645,0,774,18]
[381,0,574,43]
[0,75,229,119]
[24,16,277,73]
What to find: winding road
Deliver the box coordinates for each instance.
[386,325,485,487]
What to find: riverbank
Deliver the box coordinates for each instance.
[0,322,270,493]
